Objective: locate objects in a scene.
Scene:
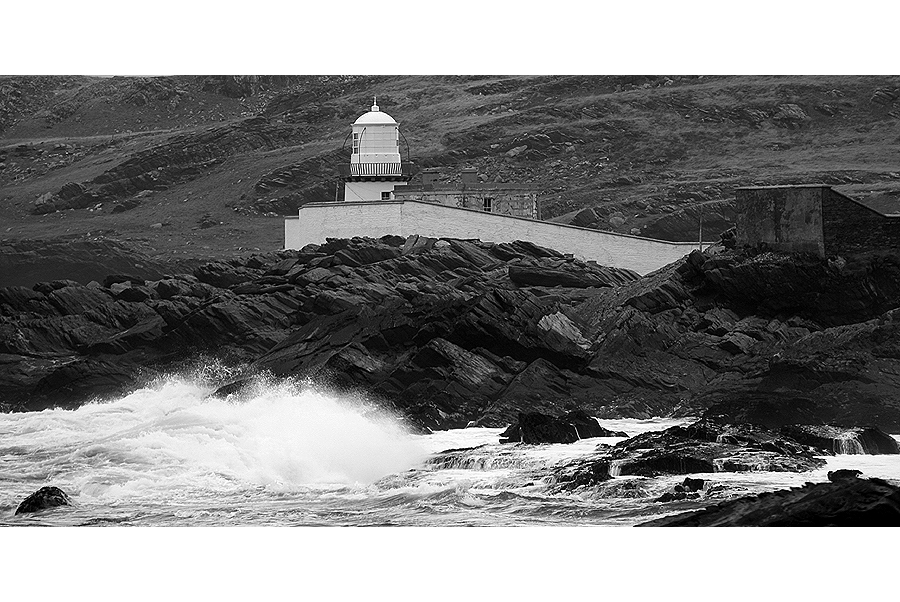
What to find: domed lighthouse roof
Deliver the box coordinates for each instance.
[353,97,398,125]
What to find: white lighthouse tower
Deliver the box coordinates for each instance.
[341,98,412,201]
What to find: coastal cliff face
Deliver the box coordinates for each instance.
[3,235,900,432]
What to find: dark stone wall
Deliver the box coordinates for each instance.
[822,189,900,256]
[735,186,825,255]
[393,189,538,218]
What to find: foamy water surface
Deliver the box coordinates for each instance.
[2,379,899,526]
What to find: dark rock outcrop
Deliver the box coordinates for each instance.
[552,420,828,491]
[778,425,900,455]
[499,410,628,444]
[5,238,900,432]
[656,476,707,502]
[828,469,862,483]
[606,420,827,477]
[0,236,640,425]
[15,486,73,514]
[639,474,900,526]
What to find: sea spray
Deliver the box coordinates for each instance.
[1,376,429,506]
[833,433,866,455]
[3,411,899,525]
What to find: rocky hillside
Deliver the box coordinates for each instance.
[2,75,900,275]
[4,235,900,432]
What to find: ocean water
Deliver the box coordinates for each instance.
[2,377,899,527]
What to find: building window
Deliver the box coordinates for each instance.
[381,191,392,200]
[483,197,493,212]
[352,133,359,154]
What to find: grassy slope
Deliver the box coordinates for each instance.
[1,75,899,263]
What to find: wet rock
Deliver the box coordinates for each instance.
[656,477,707,503]
[639,476,900,526]
[552,458,614,489]
[15,486,73,514]
[552,420,826,489]
[778,425,900,455]
[828,469,863,483]
[211,379,252,398]
[499,410,627,444]
[682,476,705,492]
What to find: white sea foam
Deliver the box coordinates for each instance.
[3,395,899,526]
[0,377,429,505]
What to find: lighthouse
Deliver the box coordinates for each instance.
[341,98,413,201]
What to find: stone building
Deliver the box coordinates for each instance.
[392,167,539,219]
[735,184,900,256]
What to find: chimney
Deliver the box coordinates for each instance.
[461,167,478,186]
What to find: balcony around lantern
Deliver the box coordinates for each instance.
[339,162,416,180]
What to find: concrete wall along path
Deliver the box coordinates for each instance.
[285,200,699,275]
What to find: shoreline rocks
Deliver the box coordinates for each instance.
[4,239,900,432]
[15,486,72,515]
[638,473,900,526]
[552,420,836,491]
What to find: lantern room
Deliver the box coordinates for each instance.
[341,98,413,201]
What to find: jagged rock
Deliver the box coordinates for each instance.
[639,475,900,526]
[15,486,73,515]
[33,279,81,295]
[30,182,98,214]
[871,88,898,106]
[656,477,706,503]
[552,420,827,490]
[718,332,756,354]
[193,261,259,287]
[334,244,401,267]
[7,238,900,432]
[572,207,599,228]
[509,264,635,288]
[499,410,627,444]
[771,103,811,129]
[536,312,592,353]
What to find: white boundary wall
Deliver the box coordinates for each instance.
[285,200,699,275]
